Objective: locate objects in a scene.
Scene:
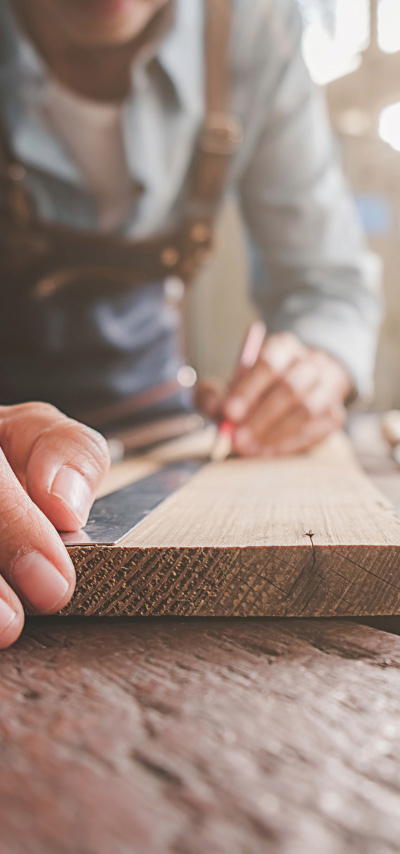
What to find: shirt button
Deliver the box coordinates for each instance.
[161,247,180,268]
[164,276,185,304]
[177,365,197,388]
[190,222,211,244]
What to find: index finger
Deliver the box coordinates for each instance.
[224,333,304,423]
[0,403,110,533]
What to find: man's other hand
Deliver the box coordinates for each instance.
[0,403,110,649]
[197,332,352,458]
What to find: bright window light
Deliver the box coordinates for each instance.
[379,102,400,151]
[379,0,400,53]
[302,0,369,84]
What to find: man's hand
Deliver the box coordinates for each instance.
[0,403,110,649]
[197,332,352,458]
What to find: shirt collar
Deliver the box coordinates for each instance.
[0,2,81,183]
[0,0,204,104]
[0,0,46,83]
[0,0,204,184]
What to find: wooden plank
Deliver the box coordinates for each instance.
[96,426,217,498]
[2,616,400,854]
[349,412,400,514]
[63,431,400,617]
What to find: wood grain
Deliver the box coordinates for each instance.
[97,425,217,497]
[63,432,400,617]
[2,617,400,854]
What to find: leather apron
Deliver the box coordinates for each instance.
[0,0,242,433]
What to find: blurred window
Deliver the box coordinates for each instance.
[300,0,400,84]
[354,193,393,237]
[379,0,400,54]
[380,103,400,152]
[299,1,400,151]
[300,0,369,85]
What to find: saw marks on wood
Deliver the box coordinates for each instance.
[63,431,400,617]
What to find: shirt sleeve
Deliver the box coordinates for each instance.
[237,0,382,398]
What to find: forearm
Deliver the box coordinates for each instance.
[236,0,382,399]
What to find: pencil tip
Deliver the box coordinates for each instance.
[210,431,233,463]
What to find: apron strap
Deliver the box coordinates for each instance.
[171,0,242,282]
[196,0,242,209]
[0,107,32,226]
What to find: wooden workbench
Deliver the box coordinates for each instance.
[1,416,400,854]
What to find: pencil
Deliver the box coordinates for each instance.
[211,320,267,462]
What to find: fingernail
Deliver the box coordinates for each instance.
[226,397,247,421]
[11,553,69,614]
[51,466,92,526]
[0,599,18,637]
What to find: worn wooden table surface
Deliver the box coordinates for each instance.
[1,416,400,854]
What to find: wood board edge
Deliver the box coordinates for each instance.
[59,544,400,618]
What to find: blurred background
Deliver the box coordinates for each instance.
[187,0,400,410]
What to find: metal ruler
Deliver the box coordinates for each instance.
[61,460,203,546]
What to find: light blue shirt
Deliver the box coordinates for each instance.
[0,0,381,420]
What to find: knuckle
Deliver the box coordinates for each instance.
[280,332,303,354]
[290,391,315,419]
[20,401,63,422]
[2,400,69,433]
[0,403,66,458]
[281,331,297,347]
[281,373,298,398]
[0,401,63,431]
[260,348,282,380]
[262,335,303,375]
[74,423,111,473]
[282,370,296,392]
[86,428,111,469]
[303,402,316,421]
[58,420,110,469]
[29,418,110,482]
[259,344,273,367]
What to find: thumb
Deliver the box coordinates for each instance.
[0,446,76,617]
